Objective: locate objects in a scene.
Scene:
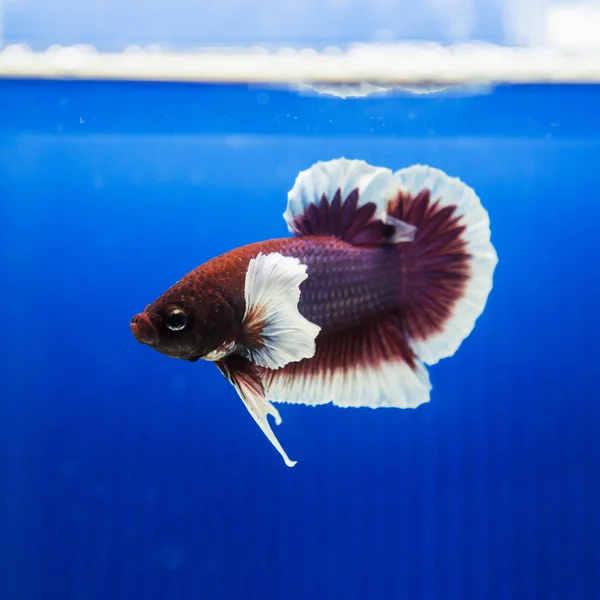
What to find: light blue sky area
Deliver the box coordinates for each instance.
[0,0,555,51]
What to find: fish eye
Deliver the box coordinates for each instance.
[165,307,188,332]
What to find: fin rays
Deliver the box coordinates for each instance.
[217,355,297,468]
[260,314,432,410]
[392,165,498,365]
[284,158,416,246]
[242,252,321,370]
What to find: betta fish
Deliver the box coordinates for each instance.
[130,158,498,466]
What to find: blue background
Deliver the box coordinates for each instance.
[0,81,599,599]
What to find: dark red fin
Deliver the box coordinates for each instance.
[390,165,498,365]
[216,355,297,467]
[258,313,432,409]
[283,158,416,246]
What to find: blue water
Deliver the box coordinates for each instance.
[0,80,598,600]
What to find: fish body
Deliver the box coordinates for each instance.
[131,158,498,466]
[142,235,400,347]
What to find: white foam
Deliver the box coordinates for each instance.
[1,43,600,83]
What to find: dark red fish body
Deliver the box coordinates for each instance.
[131,158,497,467]
[158,236,398,335]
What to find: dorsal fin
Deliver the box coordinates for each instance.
[283,158,416,246]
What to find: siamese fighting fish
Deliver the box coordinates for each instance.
[130,158,498,466]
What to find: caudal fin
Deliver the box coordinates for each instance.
[260,158,495,417]
[390,165,498,365]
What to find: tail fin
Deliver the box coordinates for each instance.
[390,165,498,365]
[260,159,496,417]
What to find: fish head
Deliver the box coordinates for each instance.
[130,276,237,362]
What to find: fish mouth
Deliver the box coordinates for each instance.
[130,312,159,346]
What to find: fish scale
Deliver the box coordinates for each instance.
[247,236,401,333]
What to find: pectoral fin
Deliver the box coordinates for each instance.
[216,354,297,467]
[241,251,321,370]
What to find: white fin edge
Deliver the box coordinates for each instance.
[264,357,432,409]
[284,158,409,238]
[395,165,499,365]
[225,367,297,468]
[243,252,321,370]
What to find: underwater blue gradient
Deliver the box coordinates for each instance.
[0,80,599,600]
